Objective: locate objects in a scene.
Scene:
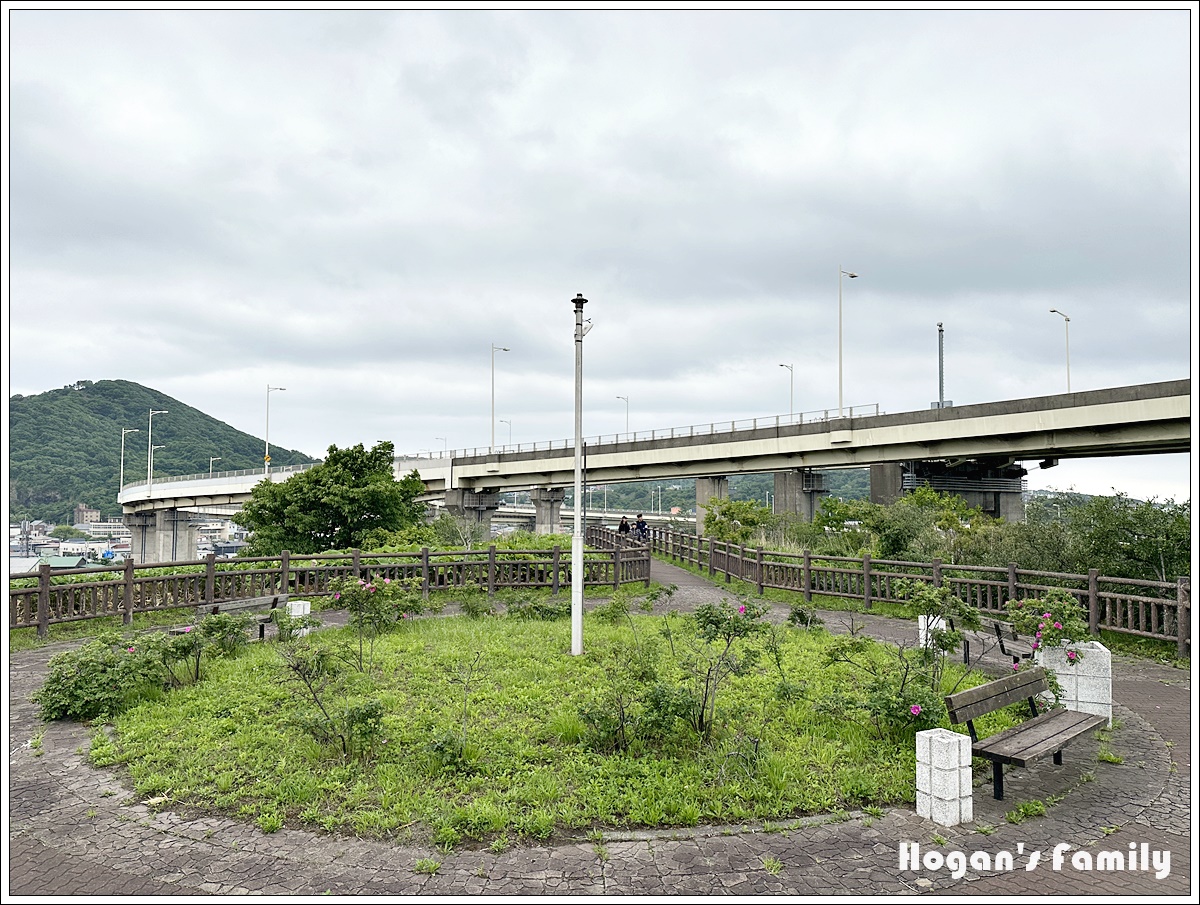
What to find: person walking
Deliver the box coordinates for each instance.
[618,516,631,535]
[634,514,648,540]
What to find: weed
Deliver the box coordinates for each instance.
[413,858,441,875]
[1079,770,1095,783]
[594,844,609,861]
[489,834,510,854]
[863,805,885,818]
[85,808,98,819]
[1004,799,1046,824]
[257,811,284,833]
[931,833,948,846]
[975,824,995,836]
[1101,825,1120,835]
[761,856,784,876]
[1097,746,1124,765]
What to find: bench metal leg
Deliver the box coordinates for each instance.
[1053,750,1063,765]
[962,639,970,665]
[992,761,1004,800]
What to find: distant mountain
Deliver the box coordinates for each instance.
[9,380,318,523]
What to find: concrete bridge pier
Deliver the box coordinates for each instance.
[444,488,502,535]
[124,509,200,564]
[529,487,565,535]
[695,476,729,536]
[773,469,826,522]
[870,460,1027,521]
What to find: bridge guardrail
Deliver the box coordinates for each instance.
[636,526,1191,657]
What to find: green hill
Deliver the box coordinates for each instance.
[9,379,318,523]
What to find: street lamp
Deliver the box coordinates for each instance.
[119,428,139,492]
[491,343,509,452]
[266,385,286,477]
[209,456,221,477]
[499,420,511,446]
[838,267,858,417]
[570,293,591,656]
[1049,309,1071,393]
[779,364,793,417]
[616,395,629,435]
[147,409,167,488]
[436,436,447,455]
[149,444,166,492]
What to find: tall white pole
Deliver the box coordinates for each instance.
[120,428,139,491]
[571,293,588,656]
[838,268,858,417]
[1049,309,1071,393]
[616,395,629,435]
[266,385,285,477]
[210,456,221,477]
[491,344,509,452]
[779,364,793,416]
[147,410,167,491]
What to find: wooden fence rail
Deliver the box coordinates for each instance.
[8,527,650,638]
[639,526,1190,656]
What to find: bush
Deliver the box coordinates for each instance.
[34,631,168,722]
[504,593,570,621]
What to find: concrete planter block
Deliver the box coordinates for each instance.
[916,728,972,826]
[1035,640,1111,727]
[287,600,313,637]
[918,615,946,649]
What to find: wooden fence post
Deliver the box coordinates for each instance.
[613,544,622,589]
[421,547,430,600]
[1177,577,1190,658]
[1007,562,1019,606]
[552,546,561,595]
[204,553,216,609]
[708,537,715,578]
[803,549,812,603]
[1088,569,1100,636]
[756,547,765,596]
[37,562,51,638]
[352,549,362,581]
[862,554,872,609]
[123,558,136,627]
[932,558,942,588]
[280,550,290,598]
[487,545,497,598]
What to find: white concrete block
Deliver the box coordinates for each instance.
[916,728,972,826]
[918,615,946,649]
[929,797,960,827]
[287,600,311,617]
[917,790,932,819]
[916,762,932,794]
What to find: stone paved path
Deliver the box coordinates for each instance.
[5,558,1193,898]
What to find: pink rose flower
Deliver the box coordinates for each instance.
[737,604,746,615]
[1054,622,1062,630]
[1012,663,1020,671]
[910,705,922,716]
[1067,650,1077,661]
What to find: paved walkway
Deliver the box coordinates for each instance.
[6,559,1193,898]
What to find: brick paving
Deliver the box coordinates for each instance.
[5,558,1193,898]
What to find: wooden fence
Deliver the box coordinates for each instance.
[8,527,650,637]
[639,526,1191,656]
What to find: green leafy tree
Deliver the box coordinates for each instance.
[236,442,426,555]
[1066,493,1190,582]
[701,497,774,544]
[51,525,93,540]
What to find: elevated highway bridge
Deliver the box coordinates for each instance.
[118,379,1189,562]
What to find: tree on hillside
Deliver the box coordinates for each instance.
[1066,493,1191,583]
[235,442,427,555]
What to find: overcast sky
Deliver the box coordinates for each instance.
[4,7,1196,504]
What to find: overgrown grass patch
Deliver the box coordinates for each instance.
[94,612,989,846]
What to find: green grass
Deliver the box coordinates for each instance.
[89,612,986,848]
[9,609,194,653]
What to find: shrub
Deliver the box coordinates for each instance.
[34,631,168,722]
[504,593,570,621]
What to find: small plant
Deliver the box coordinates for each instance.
[786,599,823,629]
[1101,825,1120,835]
[931,832,948,846]
[257,811,284,833]
[1079,770,1096,783]
[863,805,885,819]
[1097,745,1124,764]
[593,844,609,861]
[1004,799,1046,824]
[761,856,784,876]
[489,834,510,854]
[975,823,995,836]
[85,808,98,819]
[413,858,441,875]
[1005,588,1089,663]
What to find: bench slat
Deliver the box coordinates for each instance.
[945,667,1049,724]
[973,709,1107,766]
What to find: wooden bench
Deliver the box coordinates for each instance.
[199,594,286,641]
[987,619,1034,666]
[944,666,1106,800]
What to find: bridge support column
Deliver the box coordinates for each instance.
[444,489,502,536]
[871,461,1027,521]
[695,476,728,536]
[529,487,566,535]
[773,469,826,522]
[123,509,200,564]
[870,463,905,506]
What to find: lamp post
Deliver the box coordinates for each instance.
[149,445,166,492]
[779,363,793,416]
[436,437,447,456]
[209,456,221,477]
[1049,309,1071,393]
[616,395,629,435]
[491,343,509,452]
[499,420,511,446]
[570,293,590,656]
[265,385,286,477]
[120,428,139,492]
[838,267,858,417]
[937,322,945,408]
[147,409,167,489]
